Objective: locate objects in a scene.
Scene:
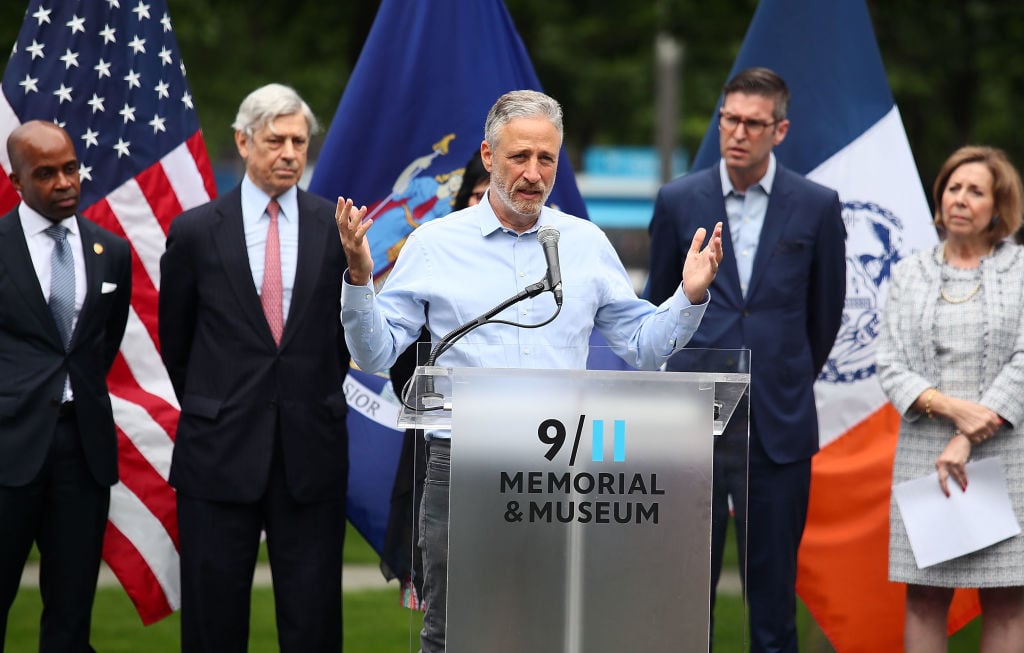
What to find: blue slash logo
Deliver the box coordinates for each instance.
[538,416,627,466]
[591,419,626,462]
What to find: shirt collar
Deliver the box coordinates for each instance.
[240,175,299,223]
[19,202,78,236]
[473,189,548,237]
[719,152,777,197]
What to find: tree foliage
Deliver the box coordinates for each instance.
[1,0,1022,204]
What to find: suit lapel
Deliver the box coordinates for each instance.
[210,190,276,345]
[745,167,795,300]
[72,216,103,348]
[283,191,326,347]
[0,209,64,344]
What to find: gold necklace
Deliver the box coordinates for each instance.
[939,244,990,304]
[940,282,982,304]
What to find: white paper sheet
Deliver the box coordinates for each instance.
[893,457,1021,569]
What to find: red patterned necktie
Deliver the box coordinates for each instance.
[261,200,284,345]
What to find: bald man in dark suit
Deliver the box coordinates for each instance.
[0,120,131,651]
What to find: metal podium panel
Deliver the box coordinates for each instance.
[446,367,714,653]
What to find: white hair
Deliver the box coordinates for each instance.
[232,83,319,137]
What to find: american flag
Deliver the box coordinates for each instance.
[1,0,216,624]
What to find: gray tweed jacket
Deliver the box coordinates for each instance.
[876,240,1024,427]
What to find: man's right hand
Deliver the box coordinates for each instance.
[335,197,372,286]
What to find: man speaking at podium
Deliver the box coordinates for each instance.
[336,89,723,653]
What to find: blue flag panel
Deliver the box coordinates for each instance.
[692,0,894,174]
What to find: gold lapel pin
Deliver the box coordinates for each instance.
[93,243,104,254]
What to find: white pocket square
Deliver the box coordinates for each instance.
[101,282,118,294]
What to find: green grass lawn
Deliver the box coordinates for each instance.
[5,584,982,652]
[6,585,424,652]
[6,523,984,651]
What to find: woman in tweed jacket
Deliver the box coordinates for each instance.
[877,145,1024,651]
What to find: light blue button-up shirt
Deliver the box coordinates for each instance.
[241,176,299,320]
[720,154,776,297]
[342,194,709,386]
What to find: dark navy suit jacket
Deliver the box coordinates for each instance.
[647,163,846,463]
[158,186,351,502]
[0,209,131,487]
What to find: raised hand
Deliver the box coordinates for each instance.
[681,221,724,304]
[335,197,372,286]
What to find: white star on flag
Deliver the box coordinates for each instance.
[87,94,105,113]
[113,137,131,157]
[18,74,38,94]
[94,59,111,79]
[123,69,141,89]
[128,35,146,54]
[26,40,45,59]
[119,103,136,123]
[59,49,79,69]
[66,15,86,34]
[148,114,166,133]
[52,83,72,104]
[32,6,51,25]
[81,127,100,147]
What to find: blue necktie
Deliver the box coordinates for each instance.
[45,224,75,349]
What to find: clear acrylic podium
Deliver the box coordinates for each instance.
[398,354,749,653]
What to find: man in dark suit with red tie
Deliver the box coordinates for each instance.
[159,84,351,652]
[0,120,132,651]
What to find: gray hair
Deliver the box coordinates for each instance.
[484,90,563,147]
[232,83,319,137]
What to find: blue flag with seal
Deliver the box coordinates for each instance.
[689,0,978,649]
[310,0,587,280]
[309,0,590,607]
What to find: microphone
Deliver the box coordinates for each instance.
[414,230,564,410]
[537,225,562,306]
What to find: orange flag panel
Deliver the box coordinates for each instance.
[797,405,980,651]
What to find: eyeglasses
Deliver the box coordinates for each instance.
[718,111,777,136]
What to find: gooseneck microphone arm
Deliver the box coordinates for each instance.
[425,280,548,366]
[402,226,565,411]
[404,279,553,411]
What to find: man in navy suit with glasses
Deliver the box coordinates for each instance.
[648,67,847,653]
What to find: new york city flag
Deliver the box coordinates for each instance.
[690,0,979,649]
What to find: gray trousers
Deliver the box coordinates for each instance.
[419,438,450,653]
